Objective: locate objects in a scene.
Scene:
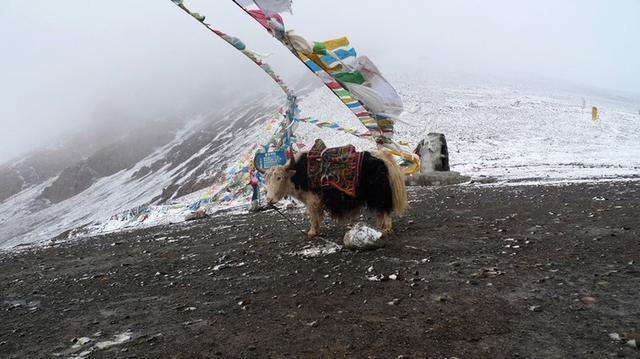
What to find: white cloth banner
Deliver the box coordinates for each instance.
[353,56,403,116]
[237,0,293,16]
[345,83,403,119]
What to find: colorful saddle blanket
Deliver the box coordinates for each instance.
[307,139,363,197]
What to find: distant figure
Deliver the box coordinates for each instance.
[222,187,233,202]
[592,106,599,122]
[249,169,260,211]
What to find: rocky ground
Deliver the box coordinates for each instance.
[1,181,639,358]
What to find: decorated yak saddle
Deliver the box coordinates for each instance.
[307,139,364,197]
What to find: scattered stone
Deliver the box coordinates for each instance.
[146,333,163,342]
[387,298,401,306]
[71,336,93,350]
[471,267,504,278]
[580,296,598,306]
[435,295,449,302]
[213,261,246,271]
[185,210,208,221]
[610,333,622,341]
[528,305,542,312]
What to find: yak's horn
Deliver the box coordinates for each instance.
[286,156,296,170]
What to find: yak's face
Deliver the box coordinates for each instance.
[264,166,296,205]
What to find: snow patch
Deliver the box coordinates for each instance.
[60,331,133,358]
[295,242,342,257]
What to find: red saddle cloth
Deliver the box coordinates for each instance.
[307,139,363,197]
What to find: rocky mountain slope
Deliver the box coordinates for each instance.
[0,93,281,249]
[1,78,639,250]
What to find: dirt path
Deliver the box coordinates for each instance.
[1,181,639,358]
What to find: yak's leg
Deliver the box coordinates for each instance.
[306,197,324,239]
[375,212,384,230]
[376,211,393,235]
[383,213,393,234]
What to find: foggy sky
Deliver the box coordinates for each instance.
[1,0,639,163]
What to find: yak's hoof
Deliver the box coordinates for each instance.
[307,231,318,239]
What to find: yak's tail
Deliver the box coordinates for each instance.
[373,151,408,215]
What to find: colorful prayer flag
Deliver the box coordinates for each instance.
[334,71,366,85]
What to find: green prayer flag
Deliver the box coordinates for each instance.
[334,71,366,85]
[313,42,327,55]
[334,89,350,97]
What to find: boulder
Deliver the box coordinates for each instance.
[343,223,384,250]
[414,133,450,172]
[407,133,472,186]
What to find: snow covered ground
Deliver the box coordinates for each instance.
[298,77,640,182]
[1,79,639,250]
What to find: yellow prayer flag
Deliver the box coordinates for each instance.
[323,37,350,52]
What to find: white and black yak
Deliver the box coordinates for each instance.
[257,141,407,238]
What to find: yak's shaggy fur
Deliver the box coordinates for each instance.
[292,152,405,218]
[263,149,407,238]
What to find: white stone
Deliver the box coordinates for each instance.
[343,223,383,250]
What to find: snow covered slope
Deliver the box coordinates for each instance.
[1,79,639,250]
[0,95,282,249]
[298,77,640,181]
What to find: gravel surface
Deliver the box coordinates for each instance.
[1,181,639,358]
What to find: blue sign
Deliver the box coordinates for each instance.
[254,150,288,170]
